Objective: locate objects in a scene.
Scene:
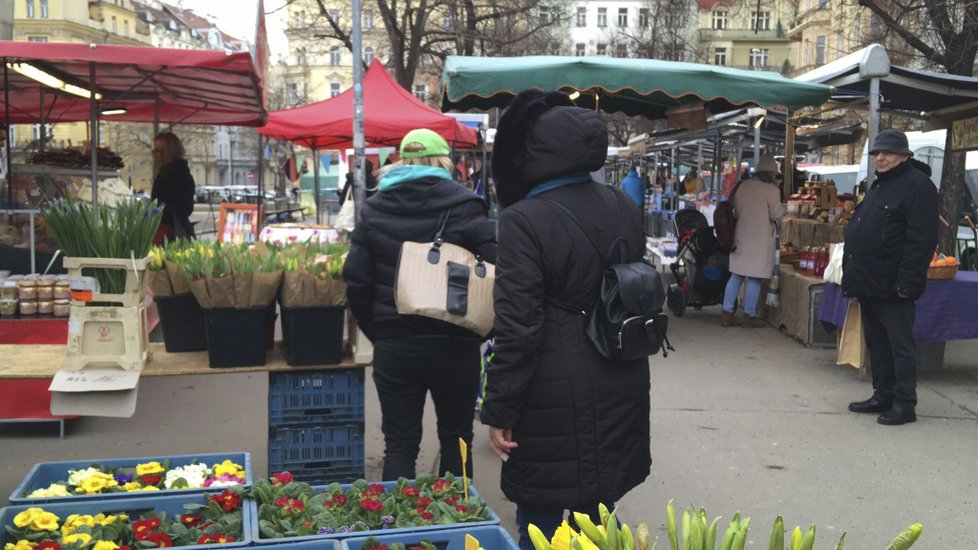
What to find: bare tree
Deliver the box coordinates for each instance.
[602,0,697,62]
[853,0,978,253]
[304,0,567,90]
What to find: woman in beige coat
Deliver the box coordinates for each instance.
[721,155,786,327]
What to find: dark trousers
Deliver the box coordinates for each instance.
[860,298,918,407]
[372,335,481,480]
[515,502,605,550]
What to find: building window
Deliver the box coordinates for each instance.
[32,123,52,142]
[330,46,340,65]
[575,43,586,56]
[815,35,826,64]
[575,6,586,27]
[364,10,374,29]
[751,11,770,31]
[714,47,727,66]
[25,0,33,18]
[330,82,341,97]
[414,84,427,102]
[539,6,553,24]
[39,0,47,18]
[329,9,340,26]
[443,11,452,29]
[749,48,769,68]
[286,83,298,104]
[111,16,117,33]
[297,47,307,65]
[616,43,627,58]
[597,43,607,56]
[123,20,129,36]
[364,46,374,65]
[27,36,47,42]
[712,11,727,30]
[639,8,650,27]
[854,13,862,40]
[665,45,684,62]
[597,7,607,27]
[617,7,627,27]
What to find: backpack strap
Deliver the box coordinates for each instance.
[426,208,452,264]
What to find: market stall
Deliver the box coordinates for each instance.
[259,59,479,223]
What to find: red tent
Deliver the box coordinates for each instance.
[0,41,265,126]
[259,60,478,150]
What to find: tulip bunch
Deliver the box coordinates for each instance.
[527,502,923,550]
[277,238,349,280]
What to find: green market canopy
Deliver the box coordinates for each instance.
[441,55,832,118]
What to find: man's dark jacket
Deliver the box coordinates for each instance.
[481,105,651,509]
[342,176,496,341]
[842,160,938,300]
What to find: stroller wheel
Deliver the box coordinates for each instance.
[667,284,687,317]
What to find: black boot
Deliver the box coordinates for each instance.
[848,397,891,413]
[878,404,916,426]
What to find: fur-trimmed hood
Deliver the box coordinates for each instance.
[492,90,609,207]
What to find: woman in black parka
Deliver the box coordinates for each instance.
[151,131,195,245]
[343,129,496,481]
[481,91,650,550]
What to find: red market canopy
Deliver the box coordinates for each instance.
[0,41,266,126]
[259,60,478,150]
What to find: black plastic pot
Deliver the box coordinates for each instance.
[204,306,271,368]
[154,293,207,352]
[280,305,345,366]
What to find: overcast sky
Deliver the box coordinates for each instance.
[180,0,289,57]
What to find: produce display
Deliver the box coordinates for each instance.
[525,501,923,550]
[928,252,960,280]
[2,489,245,550]
[252,473,491,538]
[29,148,125,170]
[21,459,246,499]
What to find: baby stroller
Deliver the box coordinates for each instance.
[666,209,732,316]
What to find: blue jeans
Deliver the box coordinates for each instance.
[722,273,763,318]
[516,502,606,550]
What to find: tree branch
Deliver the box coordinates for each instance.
[857,0,945,65]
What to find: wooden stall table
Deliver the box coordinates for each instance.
[765,264,825,346]
[0,342,367,379]
[781,217,846,249]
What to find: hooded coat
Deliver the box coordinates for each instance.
[728,175,785,279]
[343,169,497,341]
[481,93,651,508]
[151,158,195,237]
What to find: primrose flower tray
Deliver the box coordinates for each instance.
[341,526,519,550]
[0,492,252,550]
[248,481,500,546]
[9,452,253,504]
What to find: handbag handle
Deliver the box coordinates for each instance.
[427,208,453,264]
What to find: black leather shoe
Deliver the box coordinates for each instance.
[878,407,917,425]
[848,397,892,413]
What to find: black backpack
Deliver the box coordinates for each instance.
[714,180,742,251]
[543,194,673,362]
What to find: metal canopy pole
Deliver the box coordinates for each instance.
[867,76,881,188]
[257,135,264,211]
[696,143,703,196]
[351,0,366,219]
[3,59,12,206]
[89,63,99,205]
[313,146,321,224]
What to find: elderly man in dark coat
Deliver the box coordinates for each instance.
[481,90,650,550]
[843,129,939,426]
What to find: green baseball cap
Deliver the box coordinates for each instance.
[399,128,450,159]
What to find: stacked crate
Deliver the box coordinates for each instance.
[267,369,366,484]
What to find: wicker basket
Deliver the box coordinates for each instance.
[927,264,959,280]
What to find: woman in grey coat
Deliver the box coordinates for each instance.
[720,155,786,327]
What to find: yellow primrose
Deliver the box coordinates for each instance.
[136,486,160,492]
[78,477,110,494]
[13,508,43,528]
[30,512,60,532]
[92,541,120,550]
[27,484,70,498]
[63,534,92,546]
[122,482,142,491]
[136,461,165,475]
[213,460,243,477]
[94,514,120,526]
[4,540,35,550]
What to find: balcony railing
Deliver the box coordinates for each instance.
[698,28,784,41]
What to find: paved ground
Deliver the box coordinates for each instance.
[2,306,977,549]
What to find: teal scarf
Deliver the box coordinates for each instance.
[525,172,592,199]
[378,165,452,192]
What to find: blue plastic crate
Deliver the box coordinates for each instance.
[10,452,253,505]
[0,492,252,550]
[342,526,518,550]
[268,424,364,483]
[248,481,500,545]
[269,369,366,426]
